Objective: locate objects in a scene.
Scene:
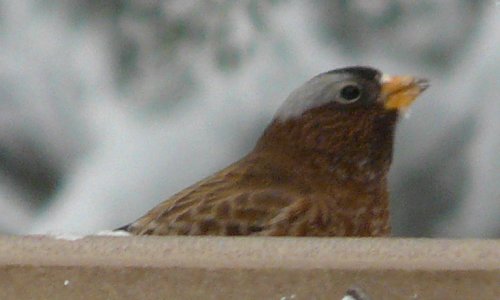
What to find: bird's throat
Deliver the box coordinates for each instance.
[255,107,398,185]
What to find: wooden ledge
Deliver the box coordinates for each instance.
[0,236,499,299]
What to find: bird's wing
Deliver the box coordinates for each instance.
[122,152,346,236]
[125,183,336,236]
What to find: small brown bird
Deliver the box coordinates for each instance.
[120,66,429,237]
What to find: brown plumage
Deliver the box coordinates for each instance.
[120,66,429,237]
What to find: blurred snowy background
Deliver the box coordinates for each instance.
[0,0,498,237]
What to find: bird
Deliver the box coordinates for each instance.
[118,66,429,237]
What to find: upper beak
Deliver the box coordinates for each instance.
[380,74,430,110]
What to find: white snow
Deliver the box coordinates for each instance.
[96,230,131,237]
[48,233,85,241]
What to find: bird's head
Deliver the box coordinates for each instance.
[276,66,429,120]
[256,66,429,173]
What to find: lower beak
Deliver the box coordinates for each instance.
[380,75,429,110]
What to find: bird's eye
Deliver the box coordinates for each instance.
[339,84,361,102]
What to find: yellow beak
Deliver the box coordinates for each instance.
[380,75,429,110]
